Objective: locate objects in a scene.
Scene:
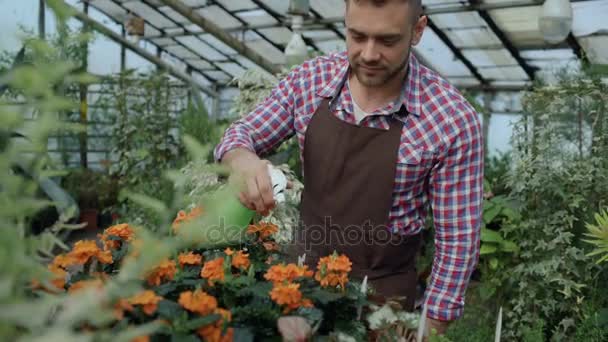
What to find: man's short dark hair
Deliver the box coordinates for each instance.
[344,0,423,17]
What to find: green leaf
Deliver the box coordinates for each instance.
[237,281,272,298]
[155,282,178,296]
[233,327,255,342]
[597,308,608,326]
[307,287,344,305]
[183,314,221,330]
[157,300,187,320]
[478,283,496,301]
[119,190,168,218]
[489,257,499,270]
[480,244,498,255]
[170,334,200,342]
[481,228,505,243]
[500,240,519,253]
[483,202,503,224]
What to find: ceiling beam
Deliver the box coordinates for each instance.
[66,2,218,98]
[159,0,280,75]
[470,0,538,80]
[426,18,487,85]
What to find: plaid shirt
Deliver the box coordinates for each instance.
[214,52,484,321]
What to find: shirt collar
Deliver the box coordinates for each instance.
[316,52,423,117]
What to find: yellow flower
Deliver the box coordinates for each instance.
[178,289,218,316]
[146,259,177,286]
[201,257,225,286]
[178,251,203,268]
[128,290,163,316]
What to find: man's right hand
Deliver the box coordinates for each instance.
[221,148,275,216]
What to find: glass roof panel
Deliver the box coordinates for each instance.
[90,0,128,18]
[175,36,226,61]
[310,0,345,18]
[462,48,517,67]
[200,34,238,55]
[196,5,242,29]
[217,62,247,78]
[444,27,501,49]
[216,0,257,12]
[478,66,528,81]
[414,29,475,77]
[572,0,608,36]
[578,35,608,64]
[236,9,278,26]
[256,27,293,44]
[122,1,176,28]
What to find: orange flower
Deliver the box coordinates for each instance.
[224,248,234,256]
[178,251,203,268]
[263,241,279,252]
[129,290,163,315]
[172,206,203,233]
[201,257,225,286]
[99,223,134,250]
[52,253,77,269]
[231,250,250,271]
[314,253,352,289]
[32,264,67,292]
[178,289,218,316]
[67,240,113,265]
[264,264,313,284]
[146,259,177,286]
[131,336,149,342]
[68,279,104,294]
[196,308,233,342]
[246,222,278,240]
[270,283,313,314]
[114,298,134,320]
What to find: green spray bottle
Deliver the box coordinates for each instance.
[198,165,288,247]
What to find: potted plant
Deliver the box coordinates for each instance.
[62,168,101,231]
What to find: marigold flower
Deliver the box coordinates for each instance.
[128,290,163,316]
[263,241,279,252]
[196,308,233,342]
[67,240,113,265]
[33,264,67,292]
[246,222,278,240]
[114,298,134,320]
[52,253,77,269]
[178,289,218,316]
[131,336,149,342]
[201,257,225,286]
[146,259,177,286]
[178,251,203,268]
[172,206,203,233]
[231,250,250,271]
[264,263,313,284]
[270,283,313,314]
[314,253,352,289]
[99,223,134,250]
[68,279,104,294]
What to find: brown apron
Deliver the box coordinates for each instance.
[292,98,422,310]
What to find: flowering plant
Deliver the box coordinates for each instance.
[37,205,371,341]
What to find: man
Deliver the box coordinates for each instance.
[214,0,483,336]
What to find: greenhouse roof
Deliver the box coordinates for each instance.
[80,0,608,93]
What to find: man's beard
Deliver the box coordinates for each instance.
[351,51,410,87]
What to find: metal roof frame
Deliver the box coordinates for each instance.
[71,0,604,92]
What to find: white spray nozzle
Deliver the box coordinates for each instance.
[268,165,288,204]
